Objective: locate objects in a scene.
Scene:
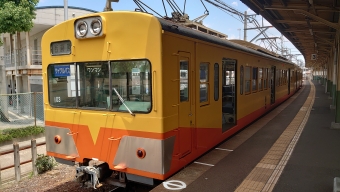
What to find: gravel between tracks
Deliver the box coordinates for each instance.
[1,164,119,192]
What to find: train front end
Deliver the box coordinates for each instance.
[42,11,171,188]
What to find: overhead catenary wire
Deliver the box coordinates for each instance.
[131,0,287,57]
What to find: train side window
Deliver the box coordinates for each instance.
[214,63,219,101]
[252,67,258,92]
[276,69,280,87]
[245,66,251,94]
[258,68,263,91]
[180,61,189,102]
[291,70,294,83]
[200,63,209,103]
[240,65,244,95]
[264,68,268,90]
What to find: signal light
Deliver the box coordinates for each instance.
[54,135,62,144]
[136,148,146,159]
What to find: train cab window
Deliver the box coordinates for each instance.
[245,66,251,94]
[47,64,77,108]
[200,63,209,103]
[180,61,189,102]
[252,67,258,92]
[110,60,151,113]
[78,62,110,109]
[258,68,263,91]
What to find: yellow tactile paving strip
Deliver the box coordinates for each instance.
[235,80,315,192]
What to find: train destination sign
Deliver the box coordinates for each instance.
[51,40,72,55]
[54,65,71,77]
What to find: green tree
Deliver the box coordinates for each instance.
[0,0,39,34]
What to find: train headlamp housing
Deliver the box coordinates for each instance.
[74,16,104,39]
[90,19,102,36]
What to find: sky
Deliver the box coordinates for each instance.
[37,0,305,66]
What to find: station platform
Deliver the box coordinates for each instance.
[151,80,340,192]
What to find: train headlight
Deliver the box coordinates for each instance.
[76,21,88,37]
[75,16,103,39]
[90,19,102,36]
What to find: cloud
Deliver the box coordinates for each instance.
[231,2,238,7]
[228,34,238,40]
[255,17,272,27]
[246,8,256,15]
[203,22,211,28]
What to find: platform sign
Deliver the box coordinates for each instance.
[311,54,317,60]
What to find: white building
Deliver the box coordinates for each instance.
[0,6,97,94]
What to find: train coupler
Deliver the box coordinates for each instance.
[75,162,112,189]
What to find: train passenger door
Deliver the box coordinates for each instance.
[288,69,291,95]
[270,66,276,104]
[177,52,193,158]
[222,59,237,132]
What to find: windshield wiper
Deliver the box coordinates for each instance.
[113,88,135,116]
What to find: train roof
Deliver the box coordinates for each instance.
[158,18,297,67]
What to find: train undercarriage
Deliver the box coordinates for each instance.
[72,159,155,190]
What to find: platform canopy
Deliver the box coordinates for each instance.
[240,0,339,68]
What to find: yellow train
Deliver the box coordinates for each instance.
[42,11,302,188]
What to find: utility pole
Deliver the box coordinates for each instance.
[1,34,9,120]
[64,0,68,21]
[243,11,247,41]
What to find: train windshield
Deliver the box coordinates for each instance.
[110,60,151,113]
[47,60,152,113]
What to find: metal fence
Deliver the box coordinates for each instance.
[0,92,44,128]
